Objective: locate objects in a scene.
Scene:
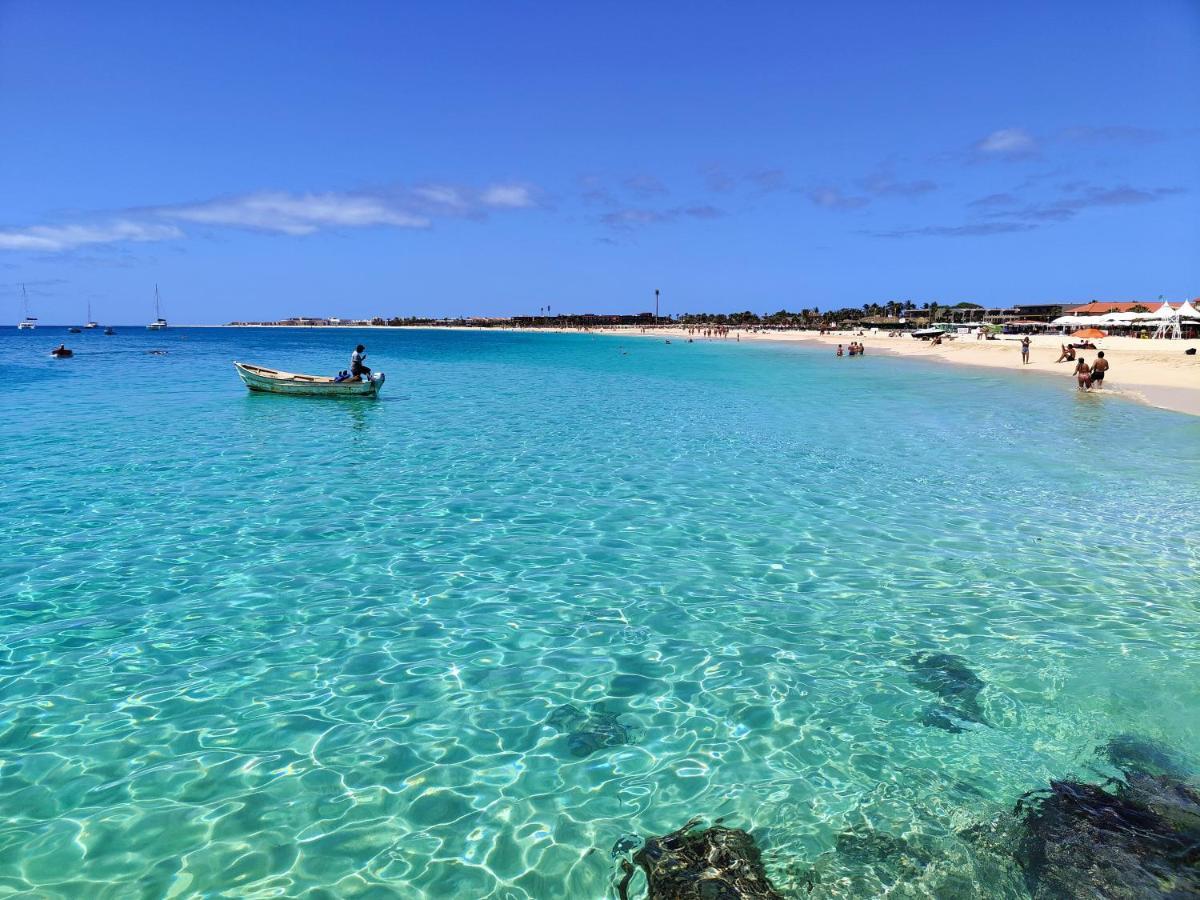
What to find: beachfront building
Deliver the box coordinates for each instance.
[1063,301,1159,316]
[939,306,1019,325]
[511,313,657,327]
[1013,303,1064,322]
[1052,299,1200,338]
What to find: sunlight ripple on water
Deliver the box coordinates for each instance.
[0,327,1197,897]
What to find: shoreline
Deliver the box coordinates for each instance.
[488,324,1200,418]
[69,323,1200,418]
[593,326,1200,417]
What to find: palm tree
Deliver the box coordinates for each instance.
[929,301,940,324]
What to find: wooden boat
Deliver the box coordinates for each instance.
[234,361,385,397]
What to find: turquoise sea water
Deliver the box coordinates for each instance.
[1,326,1198,898]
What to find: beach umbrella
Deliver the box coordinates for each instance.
[1071,327,1107,338]
[1050,316,1078,326]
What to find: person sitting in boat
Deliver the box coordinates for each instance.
[350,344,370,381]
[333,370,350,383]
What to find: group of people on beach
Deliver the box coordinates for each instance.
[836,342,865,357]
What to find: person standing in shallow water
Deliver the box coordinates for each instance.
[1020,335,1031,365]
[350,344,371,380]
[1090,351,1109,388]
[1074,357,1092,390]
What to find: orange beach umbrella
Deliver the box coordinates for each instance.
[1071,327,1107,338]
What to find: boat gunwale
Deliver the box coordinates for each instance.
[233,361,383,395]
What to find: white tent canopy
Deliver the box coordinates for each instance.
[1053,303,1196,328]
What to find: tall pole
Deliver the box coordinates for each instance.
[655,289,660,326]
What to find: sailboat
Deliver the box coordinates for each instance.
[147,285,167,330]
[84,301,98,329]
[17,283,37,330]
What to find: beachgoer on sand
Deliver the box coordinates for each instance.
[1020,336,1031,365]
[1090,351,1109,388]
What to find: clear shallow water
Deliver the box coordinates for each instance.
[1,326,1197,898]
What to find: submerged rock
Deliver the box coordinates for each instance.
[1105,734,1193,781]
[547,703,641,758]
[617,819,784,900]
[567,711,639,757]
[920,703,985,734]
[904,651,987,727]
[1013,774,1200,898]
[547,703,587,732]
[612,833,643,858]
[834,826,933,869]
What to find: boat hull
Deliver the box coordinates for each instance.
[234,362,385,397]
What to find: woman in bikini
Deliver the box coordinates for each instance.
[1074,357,1092,391]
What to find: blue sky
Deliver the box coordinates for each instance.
[2,1,1198,323]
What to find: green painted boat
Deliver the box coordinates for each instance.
[233,361,385,397]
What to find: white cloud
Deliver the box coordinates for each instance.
[974,128,1037,158]
[412,184,470,210]
[808,187,870,210]
[0,181,541,254]
[480,183,536,208]
[165,191,430,235]
[0,220,182,252]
